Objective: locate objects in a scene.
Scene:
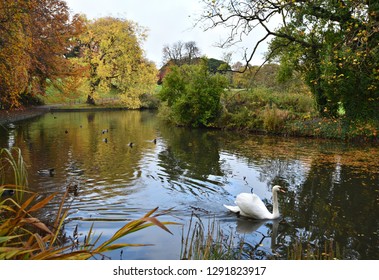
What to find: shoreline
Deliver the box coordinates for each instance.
[0,106,53,126]
[0,105,131,126]
[1,105,377,144]
[50,106,129,112]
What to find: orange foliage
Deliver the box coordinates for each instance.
[0,0,85,109]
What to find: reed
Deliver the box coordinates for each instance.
[180,213,342,260]
[0,148,177,260]
[262,104,289,132]
[0,147,28,201]
[287,238,341,260]
[181,214,243,260]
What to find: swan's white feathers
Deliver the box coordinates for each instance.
[223,204,240,213]
[235,193,273,219]
[223,204,249,217]
[224,185,284,220]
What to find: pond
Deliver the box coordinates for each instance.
[0,110,378,260]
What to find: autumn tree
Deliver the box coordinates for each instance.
[0,0,84,109]
[79,17,157,108]
[0,1,30,108]
[200,0,379,120]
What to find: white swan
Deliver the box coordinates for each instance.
[224,185,285,219]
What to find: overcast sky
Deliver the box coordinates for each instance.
[64,0,268,67]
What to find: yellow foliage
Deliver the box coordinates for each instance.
[79,17,157,107]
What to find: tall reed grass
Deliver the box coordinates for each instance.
[0,148,28,200]
[181,214,244,260]
[180,214,341,260]
[287,238,341,260]
[219,87,316,132]
[0,148,176,260]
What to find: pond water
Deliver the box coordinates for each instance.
[0,110,378,260]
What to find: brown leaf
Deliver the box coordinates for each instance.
[22,218,53,235]
[141,217,173,235]
[28,193,56,213]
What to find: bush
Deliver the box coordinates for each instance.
[159,59,228,127]
[219,88,314,132]
[261,104,289,132]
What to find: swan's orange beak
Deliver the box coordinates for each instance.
[279,187,286,193]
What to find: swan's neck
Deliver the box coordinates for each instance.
[272,189,280,218]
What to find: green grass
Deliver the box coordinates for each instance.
[218,87,316,132]
[43,77,378,141]
[216,87,378,141]
[44,81,121,106]
[43,81,161,109]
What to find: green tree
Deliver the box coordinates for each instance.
[207,58,231,73]
[79,17,157,108]
[159,59,228,127]
[200,0,379,120]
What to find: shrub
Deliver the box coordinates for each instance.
[261,104,289,132]
[159,59,228,127]
[139,92,160,109]
[219,88,316,133]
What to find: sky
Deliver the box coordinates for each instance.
[64,0,268,68]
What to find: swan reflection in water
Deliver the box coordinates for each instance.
[233,217,281,254]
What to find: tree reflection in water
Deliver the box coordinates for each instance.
[0,110,377,259]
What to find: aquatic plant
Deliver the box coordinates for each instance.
[286,238,341,260]
[262,104,289,132]
[181,214,243,260]
[0,148,28,186]
[0,188,175,259]
[0,147,28,199]
[0,148,176,260]
[181,213,344,260]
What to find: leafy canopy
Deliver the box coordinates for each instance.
[159,59,228,127]
[0,0,84,109]
[79,17,157,108]
[200,0,379,120]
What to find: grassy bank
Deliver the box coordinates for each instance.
[216,88,378,142]
[43,82,160,110]
[218,87,315,131]
[24,81,379,143]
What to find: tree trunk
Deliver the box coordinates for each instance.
[86,94,96,105]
